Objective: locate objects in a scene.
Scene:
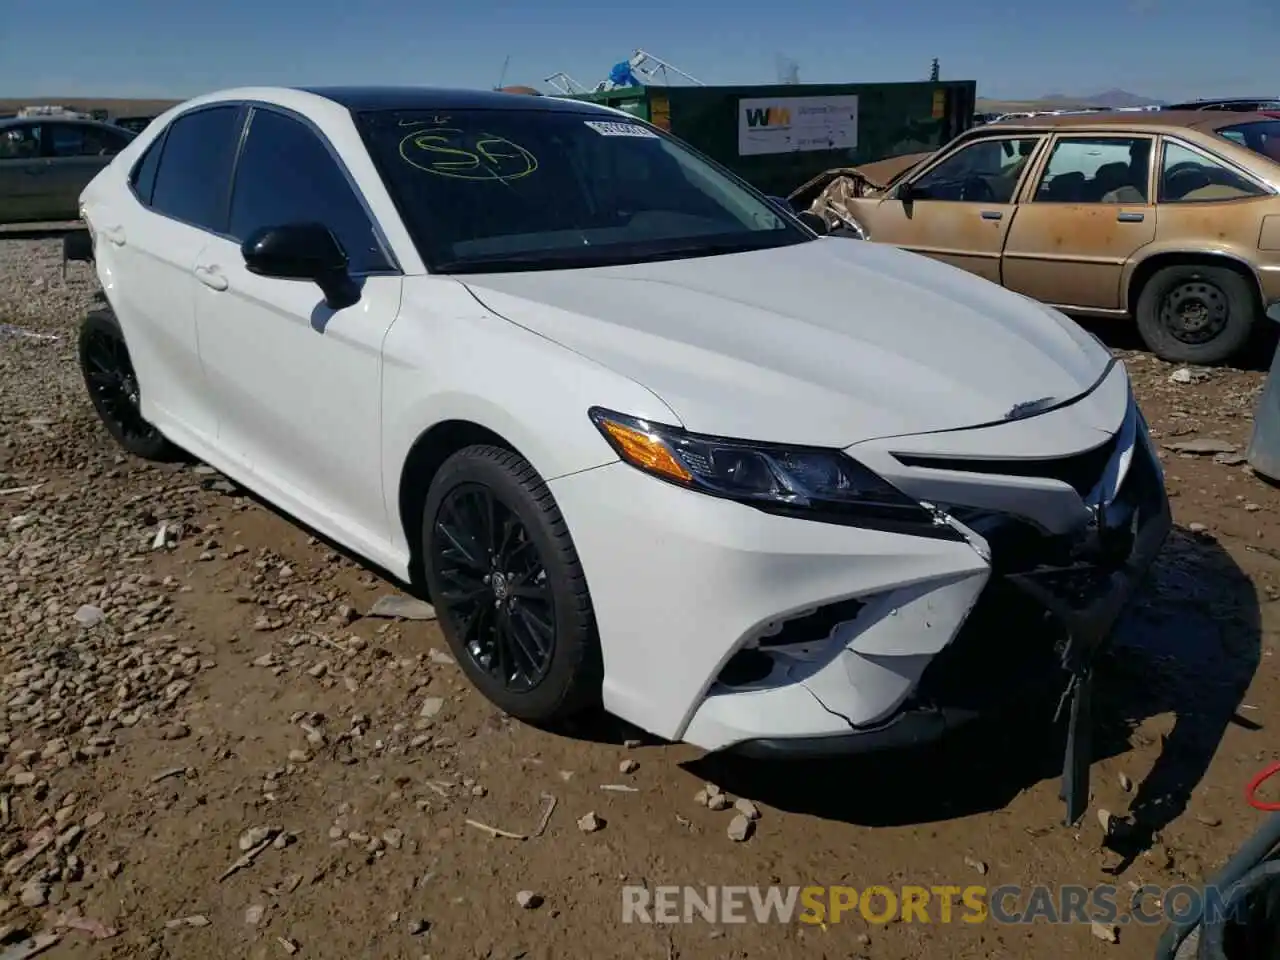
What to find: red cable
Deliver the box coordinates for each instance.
[1247,760,1280,811]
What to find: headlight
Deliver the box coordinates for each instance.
[588,408,962,540]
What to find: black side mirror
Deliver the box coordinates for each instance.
[796,211,830,235]
[897,180,916,203]
[241,222,360,310]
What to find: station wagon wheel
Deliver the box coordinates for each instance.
[1134,264,1259,365]
[77,310,177,460]
[1161,280,1228,345]
[421,445,602,724]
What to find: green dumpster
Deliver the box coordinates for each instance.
[567,80,976,196]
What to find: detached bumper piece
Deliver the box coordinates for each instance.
[1006,435,1171,824]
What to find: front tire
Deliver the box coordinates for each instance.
[421,445,603,724]
[78,310,178,461]
[1134,264,1258,365]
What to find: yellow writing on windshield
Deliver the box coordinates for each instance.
[399,128,538,182]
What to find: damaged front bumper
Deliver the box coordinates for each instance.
[730,427,1171,758]
[546,391,1171,808]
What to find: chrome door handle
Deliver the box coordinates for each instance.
[980,210,1003,220]
[194,265,228,291]
[1116,211,1145,222]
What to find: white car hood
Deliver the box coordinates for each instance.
[460,237,1113,447]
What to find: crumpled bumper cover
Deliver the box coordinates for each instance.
[728,426,1172,759]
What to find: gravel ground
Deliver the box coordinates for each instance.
[1,237,1279,959]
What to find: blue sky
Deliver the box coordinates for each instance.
[1,0,1275,101]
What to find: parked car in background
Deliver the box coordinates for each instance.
[1164,98,1280,119]
[0,117,135,223]
[112,116,157,135]
[790,111,1280,364]
[71,86,1169,768]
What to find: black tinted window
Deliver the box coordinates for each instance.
[358,108,803,273]
[228,108,388,273]
[150,105,242,231]
[130,137,162,203]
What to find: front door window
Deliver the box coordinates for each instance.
[908,137,1043,204]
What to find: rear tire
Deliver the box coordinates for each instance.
[1134,263,1258,364]
[78,310,179,461]
[421,445,603,724]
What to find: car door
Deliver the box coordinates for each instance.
[858,134,1045,284]
[192,104,402,547]
[93,104,245,447]
[41,122,134,220]
[0,123,49,223]
[1001,134,1157,311]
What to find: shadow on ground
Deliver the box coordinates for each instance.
[682,529,1260,838]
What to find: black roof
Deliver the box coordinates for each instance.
[298,86,611,115]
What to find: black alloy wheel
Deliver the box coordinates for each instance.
[78,311,176,460]
[433,482,556,691]
[421,445,602,724]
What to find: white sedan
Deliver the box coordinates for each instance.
[74,86,1171,761]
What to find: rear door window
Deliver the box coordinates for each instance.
[1033,137,1152,203]
[149,105,244,232]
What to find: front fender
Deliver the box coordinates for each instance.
[380,277,680,557]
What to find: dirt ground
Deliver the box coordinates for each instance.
[1,237,1278,960]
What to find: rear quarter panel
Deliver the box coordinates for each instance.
[1122,194,1280,306]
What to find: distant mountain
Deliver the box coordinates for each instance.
[1038,89,1167,108]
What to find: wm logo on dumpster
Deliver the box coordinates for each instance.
[743,105,791,128]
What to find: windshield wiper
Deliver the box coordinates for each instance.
[434,250,629,274]
[434,235,801,275]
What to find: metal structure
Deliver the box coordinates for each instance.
[570,79,977,197]
[544,49,703,96]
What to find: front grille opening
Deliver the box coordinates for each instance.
[758,597,866,648]
[892,432,1119,497]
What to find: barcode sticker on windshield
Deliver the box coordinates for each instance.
[583,120,658,138]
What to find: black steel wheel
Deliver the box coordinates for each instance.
[421,445,602,723]
[77,310,177,460]
[1135,264,1258,365]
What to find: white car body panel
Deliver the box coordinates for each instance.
[76,85,1168,756]
[193,233,403,555]
[460,237,1113,448]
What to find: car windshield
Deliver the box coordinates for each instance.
[357,107,809,273]
[1216,120,1280,164]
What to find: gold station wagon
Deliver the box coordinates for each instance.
[790,111,1280,364]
